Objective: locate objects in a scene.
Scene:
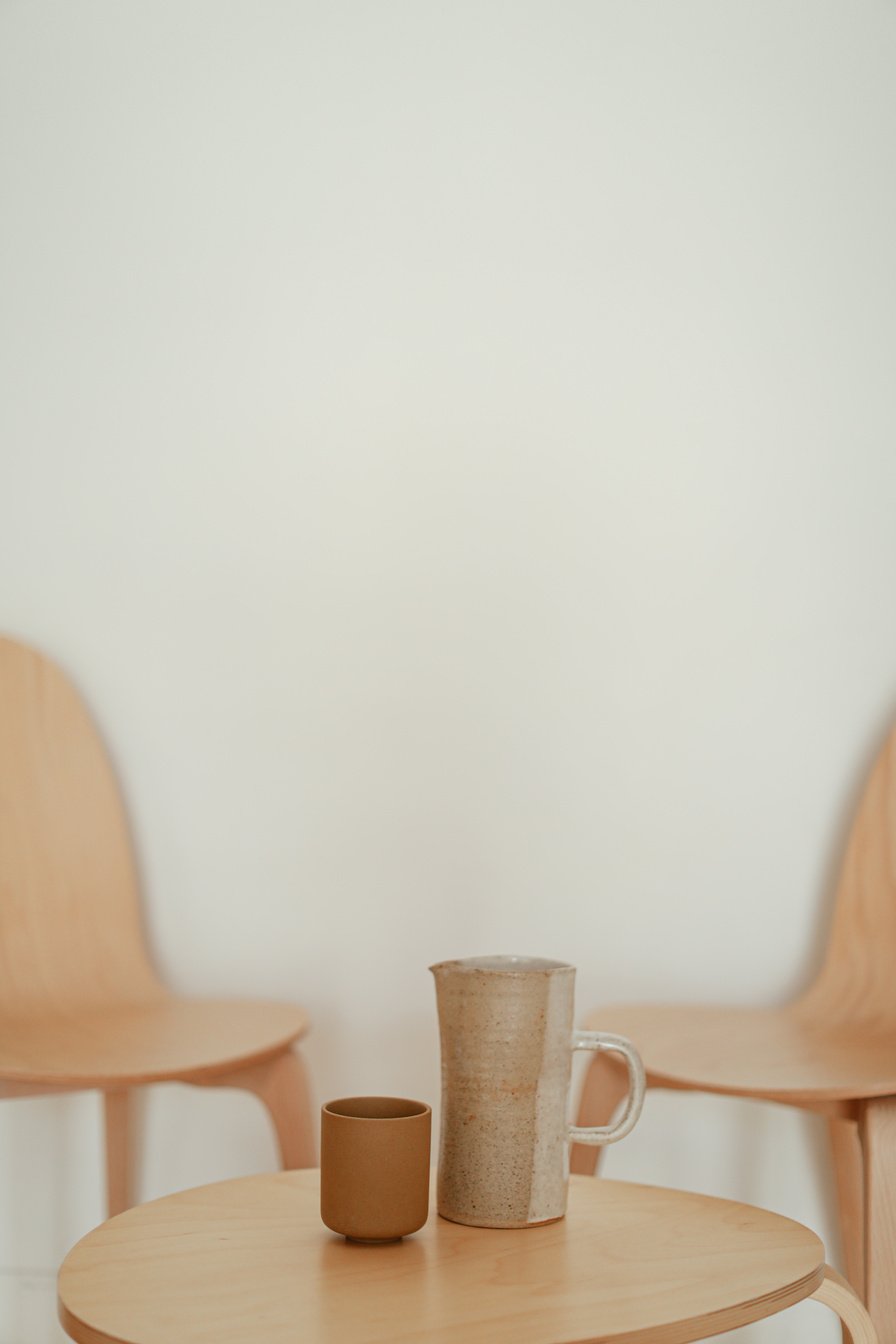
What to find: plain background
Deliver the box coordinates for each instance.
[2,2,896,1340]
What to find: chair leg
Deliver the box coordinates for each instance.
[569,1051,630,1176]
[830,1116,865,1295]
[104,1088,135,1217]
[203,1047,316,1168]
[813,1265,879,1344]
[859,1096,896,1344]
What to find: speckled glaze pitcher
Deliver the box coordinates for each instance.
[430,955,645,1228]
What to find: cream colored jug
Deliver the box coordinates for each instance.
[431,955,645,1228]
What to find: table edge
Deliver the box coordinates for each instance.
[57,1264,827,1344]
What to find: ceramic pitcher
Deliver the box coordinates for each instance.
[430,955,645,1228]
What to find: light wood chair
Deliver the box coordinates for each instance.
[0,635,315,1218]
[571,722,896,1343]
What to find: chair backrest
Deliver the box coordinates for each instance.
[799,721,896,1026]
[0,637,161,1014]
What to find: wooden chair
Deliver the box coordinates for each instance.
[571,722,896,1343]
[0,635,315,1218]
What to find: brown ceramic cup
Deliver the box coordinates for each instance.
[320,1096,432,1242]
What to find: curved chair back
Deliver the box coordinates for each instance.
[800,723,896,1025]
[0,637,161,1014]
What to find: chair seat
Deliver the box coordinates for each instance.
[0,996,309,1088]
[585,1004,896,1102]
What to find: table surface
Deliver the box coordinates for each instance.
[58,1171,826,1344]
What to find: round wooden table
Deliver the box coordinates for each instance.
[58,1171,875,1344]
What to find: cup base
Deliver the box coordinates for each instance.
[345,1235,403,1244]
[437,1210,564,1230]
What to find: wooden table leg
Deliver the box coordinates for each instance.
[830,1116,865,1294]
[104,1089,134,1217]
[860,1097,896,1343]
[813,1265,879,1343]
[201,1048,316,1168]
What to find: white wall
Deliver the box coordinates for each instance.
[2,2,896,1340]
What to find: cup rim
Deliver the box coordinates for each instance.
[430,955,574,975]
[322,1096,431,1121]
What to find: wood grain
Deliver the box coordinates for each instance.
[860,1097,896,1337]
[577,1005,896,1104]
[0,635,161,1013]
[813,1266,879,1344]
[103,1090,133,1217]
[830,1117,865,1297]
[58,1170,829,1344]
[0,997,309,1087]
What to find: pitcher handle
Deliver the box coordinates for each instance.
[568,1030,646,1145]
